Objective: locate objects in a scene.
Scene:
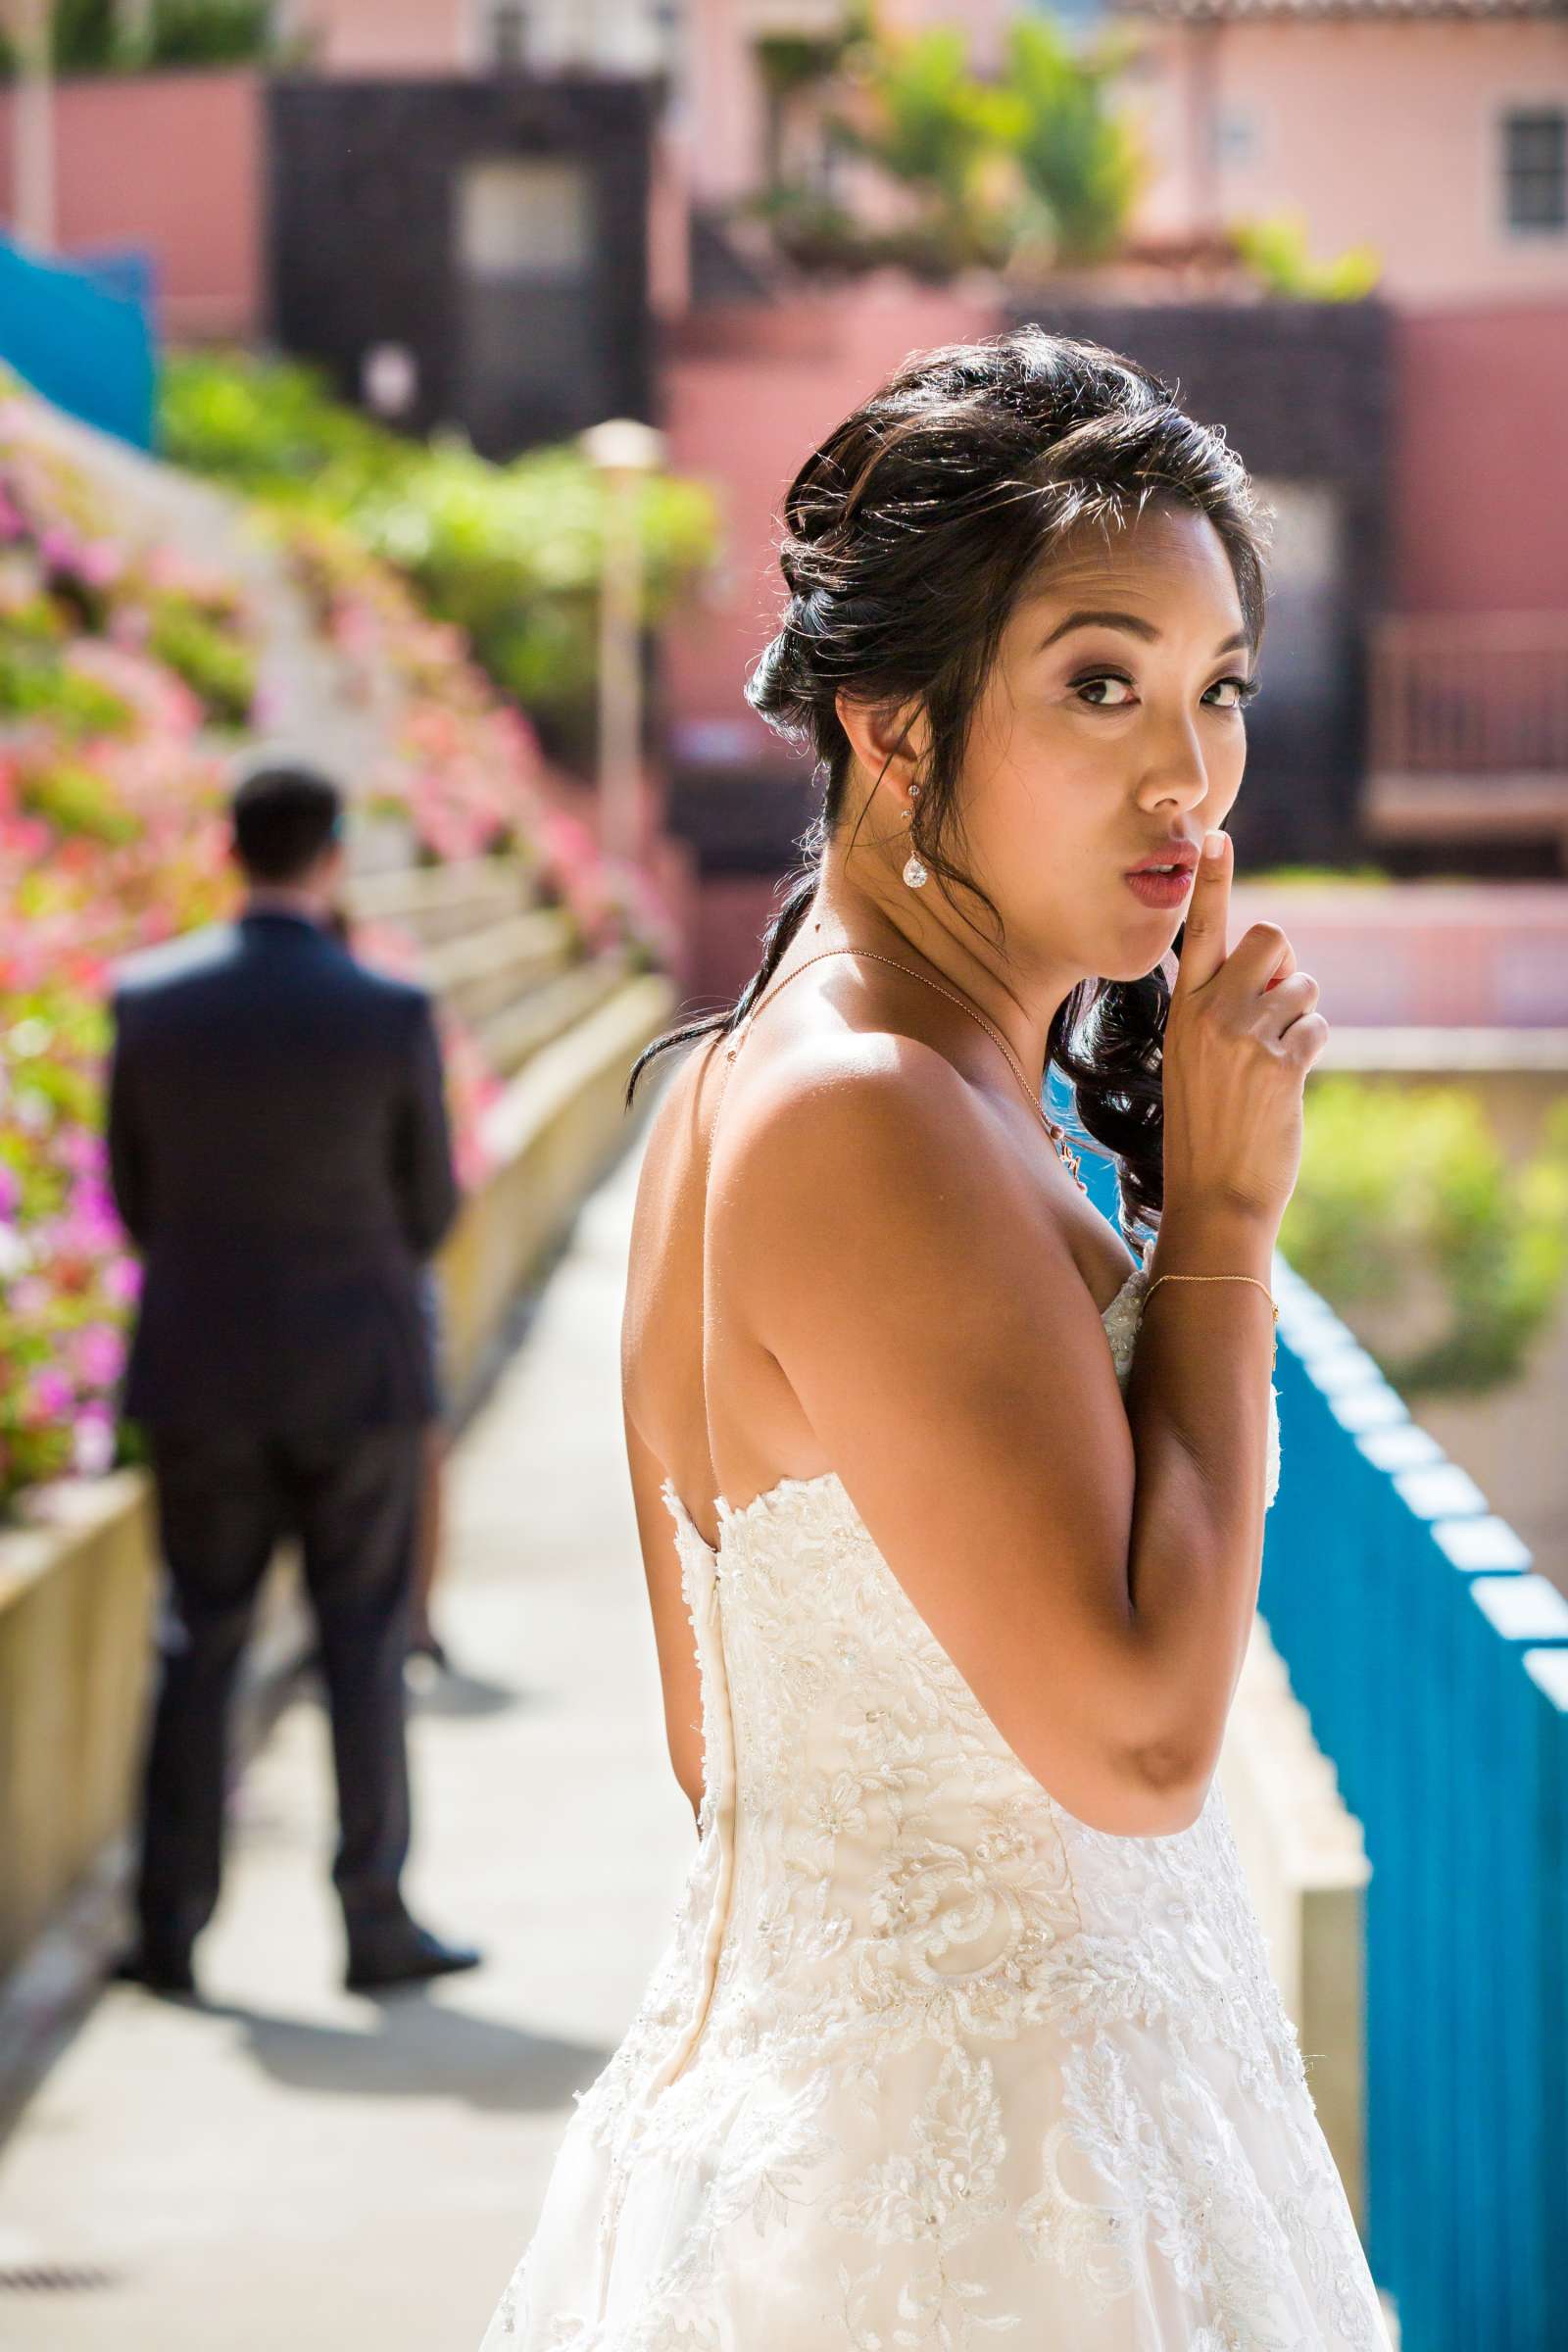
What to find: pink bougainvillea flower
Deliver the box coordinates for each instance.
[74,1323,125,1387]
[0,378,671,1510]
[26,1369,75,1422]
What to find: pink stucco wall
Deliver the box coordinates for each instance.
[663,279,1568,770]
[292,0,472,74]
[1392,303,1568,613]
[1118,16,1568,306]
[662,284,1003,744]
[0,69,263,339]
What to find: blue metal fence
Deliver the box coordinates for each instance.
[1052,1092,1568,2348]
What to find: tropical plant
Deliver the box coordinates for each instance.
[1003,15,1147,269]
[754,18,862,195]
[831,24,1028,270]
[1230,209,1382,299]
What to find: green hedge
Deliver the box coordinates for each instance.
[1282,1077,1568,1394]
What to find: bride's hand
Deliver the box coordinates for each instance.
[1162,827,1329,1230]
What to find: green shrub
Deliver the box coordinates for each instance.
[159,349,402,495]
[0,643,134,736]
[18,758,143,844]
[160,349,719,768]
[1280,1077,1568,1394]
[139,0,274,68]
[147,594,256,725]
[0,0,278,76]
[1241,863,1395,888]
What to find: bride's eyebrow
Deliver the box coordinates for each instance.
[1037,609,1251,658]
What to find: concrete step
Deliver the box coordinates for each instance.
[345,857,539,949]
[475,954,633,1080]
[420,906,579,1027]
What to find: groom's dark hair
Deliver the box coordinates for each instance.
[229,760,345,883]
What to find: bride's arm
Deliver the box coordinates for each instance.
[719,1035,1276,1839]
[623,1404,705,1825]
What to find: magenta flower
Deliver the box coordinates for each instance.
[104,1255,142,1304]
[61,1126,105,1178]
[27,1369,74,1422]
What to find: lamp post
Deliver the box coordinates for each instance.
[8,0,55,254]
[579,416,665,867]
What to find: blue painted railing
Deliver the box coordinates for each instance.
[1261,1260,1568,2352]
[1054,1093,1568,2348]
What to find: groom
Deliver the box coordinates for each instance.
[105,760,480,1997]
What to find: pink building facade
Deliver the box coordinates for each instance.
[0,68,263,339]
[0,1,1559,906]
[1109,0,1568,308]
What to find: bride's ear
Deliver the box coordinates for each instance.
[834,690,929,799]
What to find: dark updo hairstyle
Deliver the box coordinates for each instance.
[625,325,1271,1246]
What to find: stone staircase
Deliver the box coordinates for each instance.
[345,855,634,1083]
[15,396,647,1103]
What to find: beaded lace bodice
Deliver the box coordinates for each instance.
[480,1259,1390,2350]
[644,1260,1286,2115]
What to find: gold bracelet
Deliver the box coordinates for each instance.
[1143,1271,1280,1371]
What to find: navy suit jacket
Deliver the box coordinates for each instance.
[106,907,460,1434]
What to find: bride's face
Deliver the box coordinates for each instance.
[954,498,1255,986]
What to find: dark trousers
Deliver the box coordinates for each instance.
[133,1421,423,1958]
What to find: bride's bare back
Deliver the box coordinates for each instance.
[619,956,1172,1828]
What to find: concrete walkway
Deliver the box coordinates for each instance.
[0,1116,695,2350]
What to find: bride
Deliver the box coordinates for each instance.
[480,328,1394,2349]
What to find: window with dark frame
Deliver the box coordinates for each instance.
[1502,106,1566,234]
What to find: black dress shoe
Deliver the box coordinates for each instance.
[344,1921,482,1993]
[110,1941,198,1997]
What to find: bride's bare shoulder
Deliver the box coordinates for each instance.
[716,1024,1083,1317]
[719,1024,978,1176]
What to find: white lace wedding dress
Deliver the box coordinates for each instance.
[480,1260,1392,2350]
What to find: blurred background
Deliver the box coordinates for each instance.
[0,2,1564,2346]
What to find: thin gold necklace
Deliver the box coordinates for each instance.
[721,934,1089,1195]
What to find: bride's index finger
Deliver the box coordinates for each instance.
[1172,828,1231,996]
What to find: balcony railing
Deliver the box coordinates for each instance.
[1370,612,1568,777]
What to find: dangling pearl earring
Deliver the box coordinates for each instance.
[903,783,928,890]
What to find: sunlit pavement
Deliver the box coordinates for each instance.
[0,1119,694,2350]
